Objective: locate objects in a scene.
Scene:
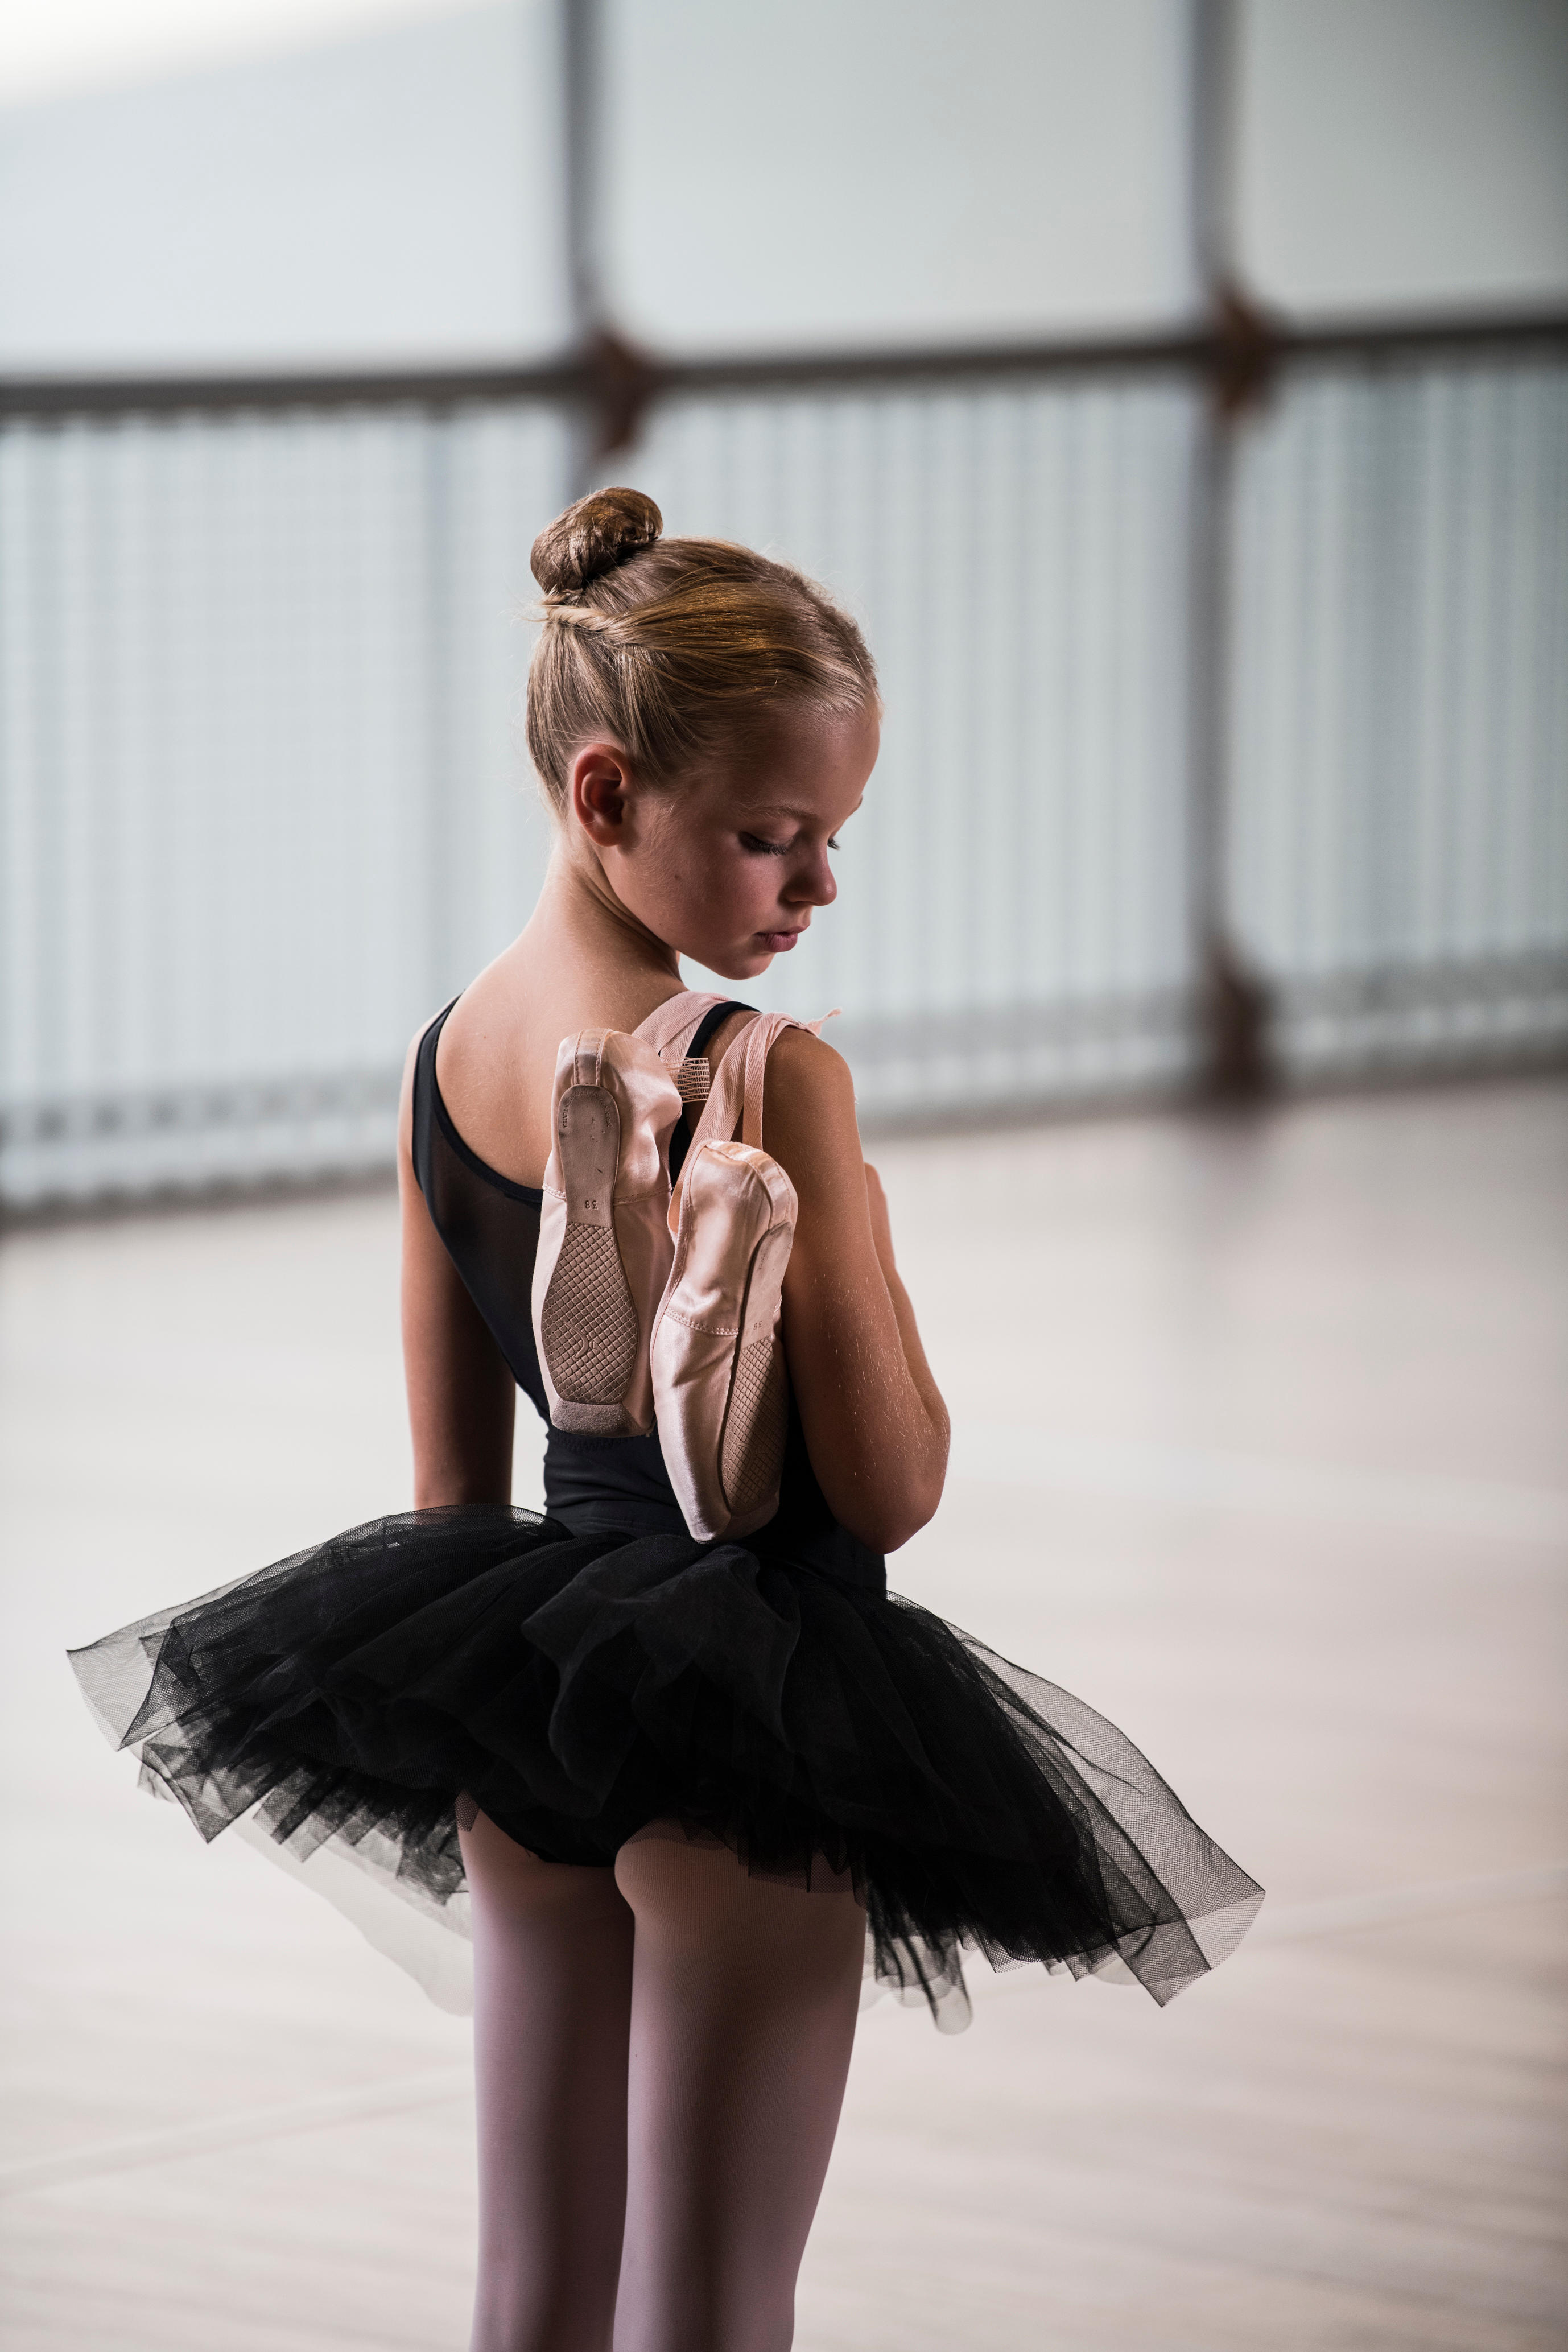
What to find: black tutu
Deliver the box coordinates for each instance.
[70,1507,1262,2025]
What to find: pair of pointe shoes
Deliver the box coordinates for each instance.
[531,992,816,1542]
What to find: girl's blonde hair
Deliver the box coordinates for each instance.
[525,486,878,812]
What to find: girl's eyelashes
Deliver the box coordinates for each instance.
[738,832,844,856]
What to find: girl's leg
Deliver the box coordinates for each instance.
[460,1806,636,2352]
[610,1833,865,2352]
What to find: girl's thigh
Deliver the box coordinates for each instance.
[461,1806,636,2352]
[612,1828,865,2352]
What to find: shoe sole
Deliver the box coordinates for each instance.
[539,1083,639,1429]
[717,1219,794,1525]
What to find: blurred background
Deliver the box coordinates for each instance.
[1,5,1565,2349]
[2,0,1565,1200]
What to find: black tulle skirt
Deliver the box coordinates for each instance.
[69,1507,1261,2025]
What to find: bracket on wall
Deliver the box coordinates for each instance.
[577,324,664,463]
[1207,279,1285,423]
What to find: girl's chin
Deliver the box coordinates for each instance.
[681,938,778,981]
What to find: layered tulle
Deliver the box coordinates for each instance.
[70,1507,1261,2025]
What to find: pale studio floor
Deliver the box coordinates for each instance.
[2,1078,1565,2351]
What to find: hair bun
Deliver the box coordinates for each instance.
[530,486,662,596]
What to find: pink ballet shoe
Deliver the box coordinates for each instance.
[651,1012,816,1540]
[531,1028,683,1435]
[530,993,732,1437]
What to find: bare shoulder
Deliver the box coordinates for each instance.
[762,1026,862,1186]
[766,1022,855,1098]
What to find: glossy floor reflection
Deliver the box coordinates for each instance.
[2,1079,1565,2349]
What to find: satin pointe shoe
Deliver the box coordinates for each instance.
[531,993,732,1436]
[651,1010,816,1540]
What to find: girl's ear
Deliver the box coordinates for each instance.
[570,744,631,845]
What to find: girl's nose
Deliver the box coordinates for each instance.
[787,849,837,909]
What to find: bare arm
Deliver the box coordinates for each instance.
[398,1034,516,1507]
[762,1030,949,1552]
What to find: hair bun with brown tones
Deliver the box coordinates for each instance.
[530,486,662,597]
[525,501,879,816]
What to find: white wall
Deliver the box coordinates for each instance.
[1238,0,1568,317]
[0,0,1565,374]
[0,0,569,371]
[0,0,485,105]
[601,0,1198,350]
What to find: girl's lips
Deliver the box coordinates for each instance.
[758,929,803,951]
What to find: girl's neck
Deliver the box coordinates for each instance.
[435,838,687,1192]
[526,838,679,993]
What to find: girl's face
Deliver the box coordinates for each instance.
[569,703,880,980]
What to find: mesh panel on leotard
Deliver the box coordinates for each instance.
[411,1001,549,1420]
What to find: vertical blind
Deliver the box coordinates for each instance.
[2,351,1564,1205]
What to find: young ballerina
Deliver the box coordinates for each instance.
[72,487,1262,2352]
